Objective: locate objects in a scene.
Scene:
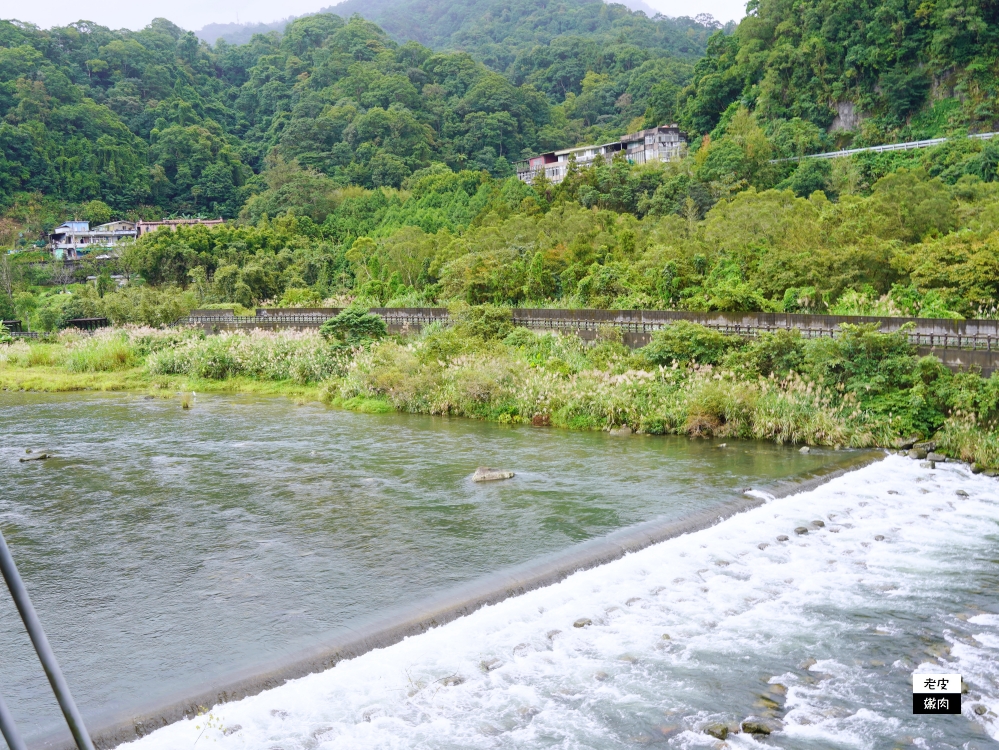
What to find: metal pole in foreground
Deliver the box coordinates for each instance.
[0,529,95,750]
[0,689,27,750]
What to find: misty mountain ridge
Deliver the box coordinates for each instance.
[196,0,695,47]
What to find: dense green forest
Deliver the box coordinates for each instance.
[0,4,715,220]
[680,0,999,145]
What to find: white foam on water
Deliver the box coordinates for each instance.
[123,456,999,749]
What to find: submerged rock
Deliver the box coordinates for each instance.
[573,617,593,628]
[919,461,936,469]
[19,453,48,462]
[777,535,789,542]
[874,535,885,541]
[742,719,777,735]
[441,675,465,686]
[799,446,810,454]
[472,467,515,482]
[956,490,969,497]
[811,520,825,528]
[609,425,633,436]
[703,723,729,740]
[480,658,501,672]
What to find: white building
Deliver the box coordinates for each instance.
[49,221,137,260]
[515,124,688,185]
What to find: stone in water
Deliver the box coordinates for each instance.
[472,467,514,482]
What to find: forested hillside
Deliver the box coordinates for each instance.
[324,0,716,72]
[678,0,999,145]
[0,7,713,219]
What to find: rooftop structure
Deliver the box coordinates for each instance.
[514,124,688,185]
[136,218,224,237]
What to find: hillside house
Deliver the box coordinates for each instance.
[515,124,687,185]
[49,221,137,260]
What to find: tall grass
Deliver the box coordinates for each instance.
[147,329,353,384]
[65,331,141,372]
[331,338,886,447]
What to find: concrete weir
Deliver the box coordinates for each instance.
[33,450,884,750]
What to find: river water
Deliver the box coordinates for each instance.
[120,456,999,750]
[0,392,837,744]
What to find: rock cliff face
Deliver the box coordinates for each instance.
[830,102,864,133]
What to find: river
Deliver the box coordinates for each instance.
[0,392,837,745]
[121,456,999,749]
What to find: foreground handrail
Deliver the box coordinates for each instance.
[0,528,94,750]
[0,689,27,750]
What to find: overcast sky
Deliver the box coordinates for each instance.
[3,0,747,33]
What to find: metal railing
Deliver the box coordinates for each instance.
[174,307,999,353]
[0,528,94,750]
[774,131,999,163]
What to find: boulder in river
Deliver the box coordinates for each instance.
[919,461,936,469]
[927,452,946,462]
[811,520,825,528]
[573,617,592,628]
[799,446,810,454]
[794,526,808,535]
[472,467,515,482]
[914,440,937,452]
[909,447,928,459]
[893,436,919,449]
[777,535,789,542]
[608,425,633,436]
[703,723,729,740]
[19,453,49,462]
[741,718,777,735]
[956,490,969,497]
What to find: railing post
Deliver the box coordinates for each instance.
[0,528,95,750]
[0,689,27,750]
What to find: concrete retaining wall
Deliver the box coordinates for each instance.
[179,308,999,375]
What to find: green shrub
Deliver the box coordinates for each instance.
[449,303,514,340]
[320,309,387,343]
[642,321,740,366]
[724,328,806,377]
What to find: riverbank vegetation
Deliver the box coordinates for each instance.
[4,315,999,469]
[8,154,999,331]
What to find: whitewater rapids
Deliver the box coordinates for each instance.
[123,455,999,749]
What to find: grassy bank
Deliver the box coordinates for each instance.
[3,319,999,469]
